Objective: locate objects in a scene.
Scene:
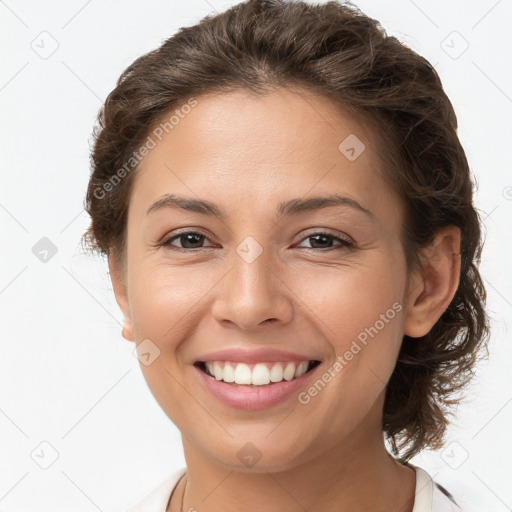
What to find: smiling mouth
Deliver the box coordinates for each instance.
[194,360,321,386]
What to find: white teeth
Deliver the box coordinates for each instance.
[251,363,270,385]
[283,362,296,381]
[234,363,252,385]
[269,363,284,382]
[213,361,223,381]
[295,361,309,378]
[223,362,235,382]
[202,360,316,385]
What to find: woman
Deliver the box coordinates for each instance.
[83,1,489,510]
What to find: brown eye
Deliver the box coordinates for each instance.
[297,232,353,250]
[162,231,214,250]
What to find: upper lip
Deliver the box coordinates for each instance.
[194,347,321,364]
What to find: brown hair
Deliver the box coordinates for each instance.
[83,0,489,461]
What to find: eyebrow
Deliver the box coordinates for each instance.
[146,193,374,219]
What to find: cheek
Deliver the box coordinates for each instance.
[126,263,204,427]
[291,253,405,344]
[128,260,216,342]
[290,255,406,404]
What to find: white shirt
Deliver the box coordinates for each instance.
[124,464,461,512]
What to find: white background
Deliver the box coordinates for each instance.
[1,0,511,510]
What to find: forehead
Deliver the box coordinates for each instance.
[130,88,399,221]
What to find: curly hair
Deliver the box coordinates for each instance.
[83,0,490,461]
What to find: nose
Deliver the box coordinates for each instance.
[211,247,294,331]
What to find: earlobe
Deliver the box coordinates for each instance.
[121,326,133,342]
[403,226,461,338]
[108,250,135,343]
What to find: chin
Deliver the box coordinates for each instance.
[201,434,311,474]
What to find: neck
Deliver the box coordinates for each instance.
[174,429,416,512]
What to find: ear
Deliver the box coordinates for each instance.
[403,226,461,338]
[108,250,135,342]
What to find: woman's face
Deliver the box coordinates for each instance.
[113,88,416,471]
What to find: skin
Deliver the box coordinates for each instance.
[109,88,461,512]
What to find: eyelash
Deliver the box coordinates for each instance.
[159,230,354,252]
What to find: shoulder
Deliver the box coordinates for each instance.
[123,467,186,512]
[411,464,463,512]
[411,463,492,512]
[432,481,463,512]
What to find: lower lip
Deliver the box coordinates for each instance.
[194,364,320,410]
